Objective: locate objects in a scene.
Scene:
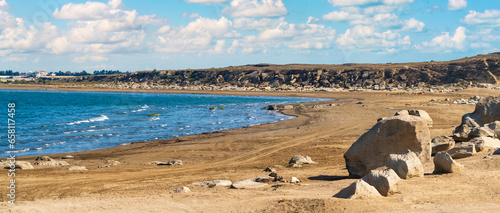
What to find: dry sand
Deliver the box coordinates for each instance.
[1,85,500,212]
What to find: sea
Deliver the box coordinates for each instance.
[0,89,325,157]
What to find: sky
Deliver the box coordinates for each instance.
[1,0,500,72]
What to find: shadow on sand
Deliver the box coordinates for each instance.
[307,175,354,181]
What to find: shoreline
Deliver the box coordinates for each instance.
[2,85,500,212]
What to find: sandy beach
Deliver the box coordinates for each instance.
[1,85,500,212]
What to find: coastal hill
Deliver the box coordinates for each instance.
[54,53,500,88]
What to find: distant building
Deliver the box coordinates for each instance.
[36,71,48,77]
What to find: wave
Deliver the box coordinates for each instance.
[65,115,109,125]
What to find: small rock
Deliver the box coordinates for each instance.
[232,178,268,189]
[494,148,500,155]
[34,161,69,166]
[61,155,74,159]
[447,142,476,159]
[269,172,277,177]
[469,127,495,139]
[431,136,456,155]
[288,155,317,165]
[361,168,401,196]
[170,186,191,194]
[386,150,424,179]
[254,176,274,183]
[333,179,382,199]
[158,160,182,166]
[433,152,464,174]
[104,160,120,166]
[469,137,500,152]
[35,156,53,161]
[263,167,276,173]
[193,180,232,187]
[7,161,34,170]
[290,177,301,183]
[68,166,87,171]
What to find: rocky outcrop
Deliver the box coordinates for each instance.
[447,142,476,159]
[333,179,382,199]
[433,152,464,173]
[386,151,424,179]
[344,113,431,177]
[431,136,456,155]
[157,160,183,166]
[453,96,500,142]
[5,161,34,169]
[34,161,69,166]
[469,137,500,152]
[361,169,401,196]
[35,156,53,161]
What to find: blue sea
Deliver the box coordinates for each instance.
[0,89,324,157]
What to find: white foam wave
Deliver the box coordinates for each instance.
[66,115,109,125]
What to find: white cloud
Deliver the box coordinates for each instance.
[186,0,227,3]
[328,0,412,6]
[416,26,466,52]
[402,18,425,32]
[223,0,287,17]
[463,9,500,26]
[155,17,240,53]
[448,0,467,11]
[0,18,58,54]
[73,55,109,63]
[231,17,336,53]
[182,12,200,18]
[233,17,284,30]
[336,25,410,53]
[49,0,164,55]
[322,7,365,22]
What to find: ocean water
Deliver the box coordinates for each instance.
[0,89,325,157]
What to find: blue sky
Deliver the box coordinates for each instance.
[1,0,499,72]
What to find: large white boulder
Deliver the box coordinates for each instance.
[333,179,382,199]
[387,151,424,179]
[361,169,401,196]
[468,137,500,152]
[344,114,431,177]
[433,152,464,174]
[453,96,500,141]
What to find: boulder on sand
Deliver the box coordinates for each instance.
[344,114,431,177]
[170,186,191,194]
[453,96,500,142]
[289,155,317,166]
[361,169,401,196]
[447,142,476,159]
[5,161,34,169]
[34,161,69,166]
[468,137,500,152]
[386,151,424,179]
[333,179,382,199]
[193,180,232,187]
[35,156,53,161]
[232,178,268,189]
[431,136,456,155]
[433,152,464,174]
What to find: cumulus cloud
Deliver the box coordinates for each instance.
[448,0,467,11]
[233,17,284,30]
[416,26,467,52]
[462,9,500,26]
[328,0,412,6]
[223,0,287,17]
[231,17,336,53]
[0,18,58,54]
[402,18,425,32]
[155,17,241,53]
[336,25,410,53]
[185,0,227,3]
[49,0,164,55]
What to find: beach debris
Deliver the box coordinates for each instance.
[469,137,500,152]
[447,142,476,159]
[333,179,382,199]
[148,113,160,116]
[431,136,456,155]
[34,161,69,166]
[193,180,232,187]
[453,96,500,142]
[433,152,464,174]
[4,161,34,170]
[290,177,301,184]
[361,169,401,196]
[68,166,87,171]
[35,156,53,161]
[157,160,183,166]
[263,167,276,173]
[231,178,268,189]
[170,186,191,194]
[61,155,74,159]
[386,150,424,179]
[344,112,431,177]
[288,155,317,166]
